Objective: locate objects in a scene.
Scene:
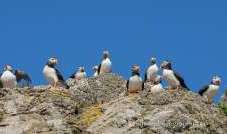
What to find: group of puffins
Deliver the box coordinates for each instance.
[0,50,226,104]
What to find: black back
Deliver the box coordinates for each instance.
[0,80,3,88]
[126,80,129,90]
[198,85,209,96]
[15,70,32,87]
[142,81,145,90]
[69,71,76,79]
[55,68,64,81]
[55,68,69,89]
[174,71,190,90]
[144,71,148,82]
[97,64,101,75]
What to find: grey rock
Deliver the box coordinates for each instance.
[0,74,226,134]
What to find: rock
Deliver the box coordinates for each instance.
[67,73,126,107]
[87,88,227,134]
[0,73,226,134]
[0,88,81,134]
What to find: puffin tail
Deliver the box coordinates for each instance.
[64,83,70,89]
[198,88,206,96]
[59,81,70,89]
[182,83,190,91]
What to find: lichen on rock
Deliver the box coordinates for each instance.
[0,74,226,134]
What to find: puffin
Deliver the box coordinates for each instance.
[199,76,221,103]
[70,66,87,80]
[98,51,112,75]
[144,57,159,83]
[92,65,99,77]
[161,60,189,91]
[126,65,144,93]
[149,75,164,93]
[43,57,69,89]
[0,65,32,88]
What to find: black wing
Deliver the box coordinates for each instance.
[55,68,69,89]
[0,80,3,88]
[174,71,190,90]
[97,64,101,75]
[126,80,129,90]
[15,70,32,84]
[69,72,76,79]
[55,68,64,81]
[198,85,209,96]
[142,81,145,90]
[144,71,148,82]
[0,73,2,88]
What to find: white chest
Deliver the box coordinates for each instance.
[100,58,112,73]
[128,75,143,91]
[93,71,98,77]
[204,85,219,98]
[43,66,58,84]
[163,69,180,87]
[1,71,17,88]
[147,64,159,79]
[150,83,164,93]
[75,72,87,80]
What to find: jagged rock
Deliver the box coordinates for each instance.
[0,74,226,134]
[87,90,227,134]
[67,73,126,107]
[0,73,126,134]
[0,88,81,134]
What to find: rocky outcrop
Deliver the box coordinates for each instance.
[0,88,80,134]
[66,73,126,107]
[87,90,227,134]
[0,74,226,134]
[0,74,126,134]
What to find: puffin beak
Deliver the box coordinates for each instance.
[217,81,221,85]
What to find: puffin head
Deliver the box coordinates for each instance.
[4,65,13,72]
[161,60,172,70]
[131,64,140,75]
[92,65,98,72]
[211,75,221,86]
[150,57,157,65]
[103,51,110,59]
[47,57,58,66]
[78,66,85,72]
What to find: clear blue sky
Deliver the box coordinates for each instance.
[0,0,227,101]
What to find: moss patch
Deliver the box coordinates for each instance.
[75,104,103,128]
[48,89,71,99]
[219,102,227,116]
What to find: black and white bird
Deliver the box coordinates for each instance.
[161,61,189,91]
[0,65,32,88]
[43,57,69,89]
[145,57,159,83]
[126,65,144,93]
[92,65,99,77]
[199,76,221,103]
[70,67,87,80]
[150,75,164,93]
[98,51,112,75]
